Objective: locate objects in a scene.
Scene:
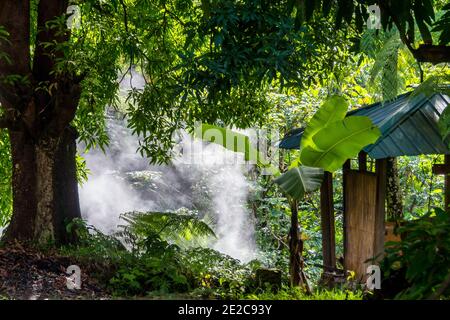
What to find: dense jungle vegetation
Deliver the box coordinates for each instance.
[0,0,449,301]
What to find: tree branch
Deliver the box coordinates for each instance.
[0,0,33,107]
[0,1,31,77]
[32,0,70,83]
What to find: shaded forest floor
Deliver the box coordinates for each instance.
[0,244,108,300]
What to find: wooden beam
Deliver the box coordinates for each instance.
[374,159,387,261]
[446,155,450,211]
[320,171,336,272]
[358,151,367,172]
[343,159,351,171]
[432,164,450,175]
[413,44,450,65]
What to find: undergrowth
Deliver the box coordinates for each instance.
[59,217,361,300]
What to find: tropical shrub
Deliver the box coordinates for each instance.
[380,207,450,299]
[109,239,190,296]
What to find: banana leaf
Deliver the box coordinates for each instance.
[300,95,348,150]
[300,116,381,172]
[274,166,324,201]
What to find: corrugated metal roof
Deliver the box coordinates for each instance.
[278,92,450,159]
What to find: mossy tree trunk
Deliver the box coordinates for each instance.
[386,157,403,221]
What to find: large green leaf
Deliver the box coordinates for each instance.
[194,123,265,165]
[300,116,381,172]
[193,123,279,175]
[300,95,349,150]
[274,166,324,201]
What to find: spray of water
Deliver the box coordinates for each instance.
[173,133,257,262]
[78,69,257,262]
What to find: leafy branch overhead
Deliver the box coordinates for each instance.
[286,0,450,64]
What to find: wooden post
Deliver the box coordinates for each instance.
[446,155,450,211]
[374,159,387,261]
[320,171,336,272]
[431,154,450,210]
[343,159,351,171]
[342,160,350,262]
[358,151,367,172]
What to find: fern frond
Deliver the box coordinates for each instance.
[369,33,402,102]
[120,208,216,244]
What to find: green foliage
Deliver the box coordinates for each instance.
[369,32,401,101]
[381,208,450,299]
[294,0,447,49]
[411,74,450,99]
[62,217,258,298]
[272,94,377,201]
[63,218,127,262]
[398,155,445,219]
[75,153,90,185]
[300,116,381,172]
[300,95,349,150]
[433,3,450,45]
[251,175,344,286]
[0,26,10,64]
[0,130,11,227]
[109,240,190,296]
[194,123,270,168]
[273,166,323,201]
[294,96,381,172]
[244,286,363,300]
[181,248,256,299]
[119,208,215,248]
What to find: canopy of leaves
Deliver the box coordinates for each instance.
[65,0,355,163]
[286,0,450,50]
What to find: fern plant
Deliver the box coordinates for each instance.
[369,32,402,102]
[118,208,216,250]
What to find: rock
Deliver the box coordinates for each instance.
[255,268,282,291]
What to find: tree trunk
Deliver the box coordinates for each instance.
[4,130,38,241]
[0,0,82,245]
[386,157,403,221]
[289,200,311,293]
[3,126,81,245]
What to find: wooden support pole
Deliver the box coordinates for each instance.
[358,151,367,172]
[342,160,350,264]
[320,171,336,272]
[446,155,450,211]
[374,159,387,261]
[431,155,450,211]
[343,159,351,171]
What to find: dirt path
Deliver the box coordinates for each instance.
[0,244,109,300]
